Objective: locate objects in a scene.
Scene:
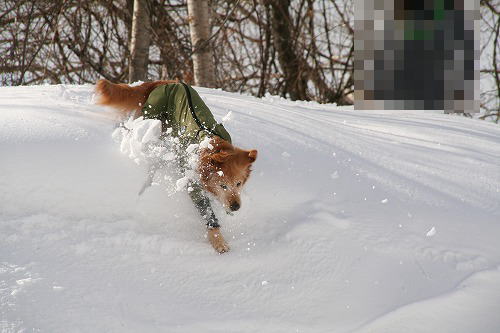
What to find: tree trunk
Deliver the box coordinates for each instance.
[128,0,150,83]
[125,0,134,43]
[268,0,308,101]
[186,0,216,88]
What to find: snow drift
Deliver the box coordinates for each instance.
[1,84,500,332]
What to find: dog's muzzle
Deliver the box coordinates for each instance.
[229,202,240,212]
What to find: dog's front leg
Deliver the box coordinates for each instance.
[188,182,230,254]
[207,227,230,254]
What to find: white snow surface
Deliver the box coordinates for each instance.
[1,84,500,332]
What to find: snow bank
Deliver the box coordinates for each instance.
[1,84,499,332]
[357,267,500,332]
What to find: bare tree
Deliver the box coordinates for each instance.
[211,0,353,104]
[267,0,307,100]
[129,0,151,83]
[479,0,500,122]
[186,0,216,87]
[2,0,495,121]
[149,1,193,82]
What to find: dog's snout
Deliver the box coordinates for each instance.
[230,202,240,211]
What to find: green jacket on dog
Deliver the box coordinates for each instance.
[143,83,231,146]
[142,82,230,229]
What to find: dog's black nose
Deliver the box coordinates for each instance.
[230,202,240,211]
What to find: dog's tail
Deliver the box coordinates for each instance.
[94,79,177,115]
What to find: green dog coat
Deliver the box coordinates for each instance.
[142,82,230,229]
[142,82,231,146]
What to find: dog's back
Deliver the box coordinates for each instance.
[95,79,177,116]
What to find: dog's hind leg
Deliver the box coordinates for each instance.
[138,164,158,196]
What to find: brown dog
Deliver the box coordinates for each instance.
[95,79,257,253]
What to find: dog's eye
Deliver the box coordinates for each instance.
[236,182,241,187]
[220,184,228,190]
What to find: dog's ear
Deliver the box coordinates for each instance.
[210,151,231,164]
[248,150,258,163]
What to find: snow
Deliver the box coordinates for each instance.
[175,176,190,192]
[357,268,500,333]
[1,84,500,332]
[222,111,232,123]
[128,81,145,87]
[426,226,437,237]
[113,116,163,163]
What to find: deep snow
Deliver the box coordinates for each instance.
[1,84,500,332]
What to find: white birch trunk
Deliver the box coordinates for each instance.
[129,0,150,83]
[187,0,216,88]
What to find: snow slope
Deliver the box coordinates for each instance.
[1,84,499,332]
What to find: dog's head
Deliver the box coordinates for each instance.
[199,139,257,212]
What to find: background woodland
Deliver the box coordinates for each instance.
[0,0,498,121]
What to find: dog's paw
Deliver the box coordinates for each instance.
[208,228,230,254]
[214,241,230,254]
